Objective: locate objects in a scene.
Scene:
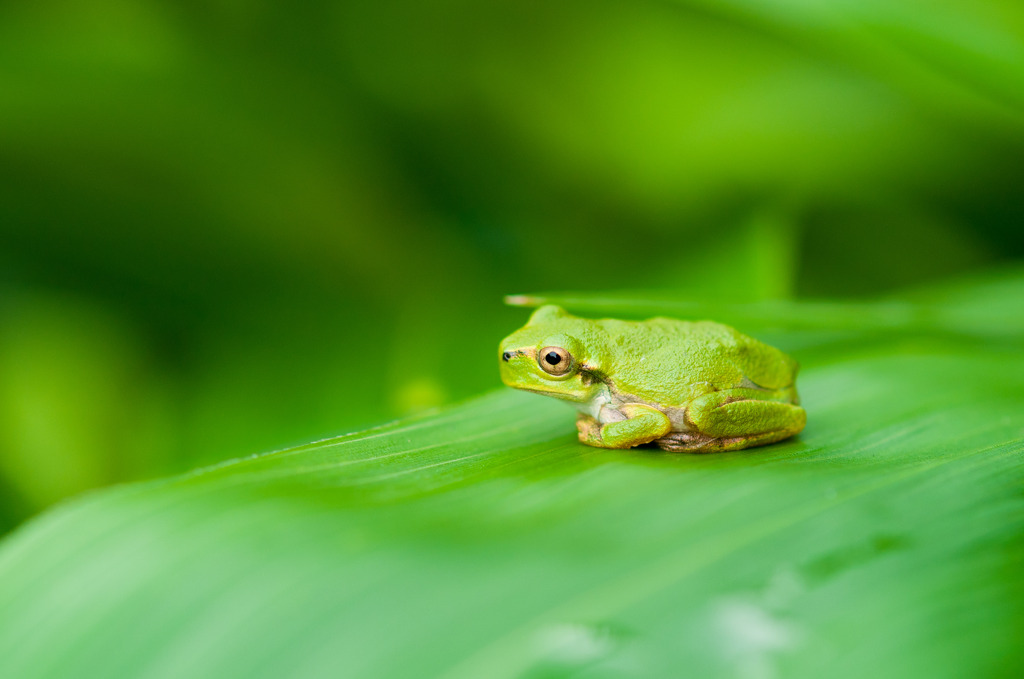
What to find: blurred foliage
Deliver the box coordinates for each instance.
[510,267,1024,339]
[1,0,1024,531]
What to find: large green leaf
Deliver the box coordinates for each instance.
[0,274,1021,678]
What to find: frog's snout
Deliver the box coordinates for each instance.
[501,349,523,362]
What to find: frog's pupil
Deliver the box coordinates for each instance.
[545,352,561,365]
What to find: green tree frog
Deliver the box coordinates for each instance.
[499,305,806,452]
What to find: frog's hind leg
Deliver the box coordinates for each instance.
[657,391,806,453]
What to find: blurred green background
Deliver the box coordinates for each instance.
[1,0,1022,533]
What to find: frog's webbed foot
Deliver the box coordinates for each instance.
[576,404,671,449]
[654,431,717,452]
[654,430,796,453]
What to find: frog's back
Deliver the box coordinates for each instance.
[596,316,797,405]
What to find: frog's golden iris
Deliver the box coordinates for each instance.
[538,346,572,375]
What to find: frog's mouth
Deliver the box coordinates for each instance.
[515,386,588,403]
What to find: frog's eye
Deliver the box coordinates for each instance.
[538,346,572,376]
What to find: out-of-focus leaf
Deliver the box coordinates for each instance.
[676,0,1024,119]
[0,274,1021,678]
[507,267,1024,338]
[0,293,174,511]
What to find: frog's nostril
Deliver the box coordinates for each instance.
[502,351,513,362]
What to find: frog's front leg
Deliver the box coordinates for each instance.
[576,404,672,449]
[575,413,603,445]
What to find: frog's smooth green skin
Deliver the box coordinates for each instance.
[498,305,806,453]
